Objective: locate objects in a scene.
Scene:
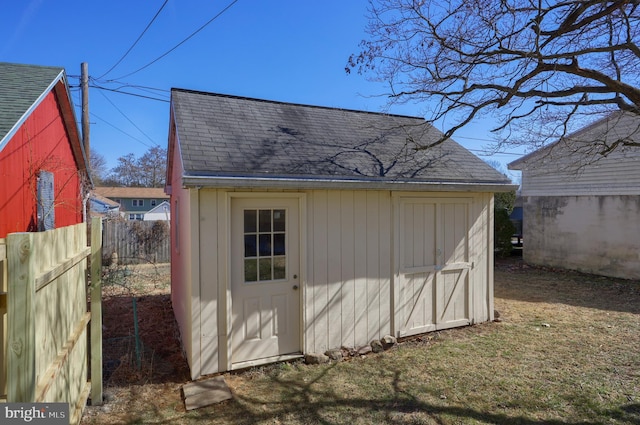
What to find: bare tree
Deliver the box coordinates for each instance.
[347,0,640,154]
[106,147,166,187]
[108,153,141,187]
[138,146,166,188]
[89,149,108,185]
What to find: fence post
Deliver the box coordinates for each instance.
[90,218,103,405]
[6,233,36,402]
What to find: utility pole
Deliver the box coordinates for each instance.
[81,63,92,232]
[81,62,90,170]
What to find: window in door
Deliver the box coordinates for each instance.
[243,209,286,283]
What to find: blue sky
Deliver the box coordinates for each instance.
[2,0,521,179]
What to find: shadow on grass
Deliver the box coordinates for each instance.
[128,363,640,425]
[494,257,640,315]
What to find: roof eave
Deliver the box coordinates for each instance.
[53,73,90,182]
[181,174,516,193]
[0,69,65,152]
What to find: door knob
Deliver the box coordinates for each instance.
[293,285,299,290]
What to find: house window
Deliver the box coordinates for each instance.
[243,209,286,283]
[132,199,144,207]
[129,213,143,220]
[37,170,55,231]
[151,199,157,207]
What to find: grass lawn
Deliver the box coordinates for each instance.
[82,258,640,424]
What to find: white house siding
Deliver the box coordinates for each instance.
[518,146,640,197]
[523,195,640,280]
[514,143,640,280]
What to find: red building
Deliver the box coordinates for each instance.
[0,63,89,238]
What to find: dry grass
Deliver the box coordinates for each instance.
[82,258,640,424]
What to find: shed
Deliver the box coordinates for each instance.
[166,89,514,378]
[508,112,640,279]
[0,62,88,238]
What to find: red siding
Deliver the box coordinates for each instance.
[0,90,83,238]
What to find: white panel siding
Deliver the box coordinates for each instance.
[187,189,201,379]
[304,190,392,353]
[378,192,392,344]
[308,190,329,352]
[198,190,220,376]
[352,191,369,348]
[327,190,343,350]
[470,193,493,323]
[183,189,494,376]
[339,191,356,348]
[365,191,381,344]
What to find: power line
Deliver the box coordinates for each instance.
[92,79,170,93]
[96,0,170,80]
[90,84,170,103]
[96,88,160,146]
[90,112,156,149]
[113,0,240,80]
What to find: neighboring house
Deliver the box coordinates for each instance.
[508,111,640,279]
[143,200,170,221]
[166,89,514,379]
[89,192,120,218]
[0,62,88,238]
[94,187,169,220]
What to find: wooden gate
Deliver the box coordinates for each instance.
[395,197,472,338]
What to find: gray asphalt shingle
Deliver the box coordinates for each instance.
[171,89,510,185]
[0,62,63,144]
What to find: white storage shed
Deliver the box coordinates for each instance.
[165,89,514,379]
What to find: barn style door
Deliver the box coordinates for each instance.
[396,197,472,338]
[230,197,301,365]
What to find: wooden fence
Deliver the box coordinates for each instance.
[0,219,102,425]
[102,220,170,265]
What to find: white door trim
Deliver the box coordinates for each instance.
[223,192,306,371]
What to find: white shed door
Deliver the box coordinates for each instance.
[231,198,301,364]
[396,198,471,337]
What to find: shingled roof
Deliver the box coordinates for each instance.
[509,111,640,171]
[168,89,513,191]
[0,62,65,147]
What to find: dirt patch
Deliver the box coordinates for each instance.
[82,264,190,423]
